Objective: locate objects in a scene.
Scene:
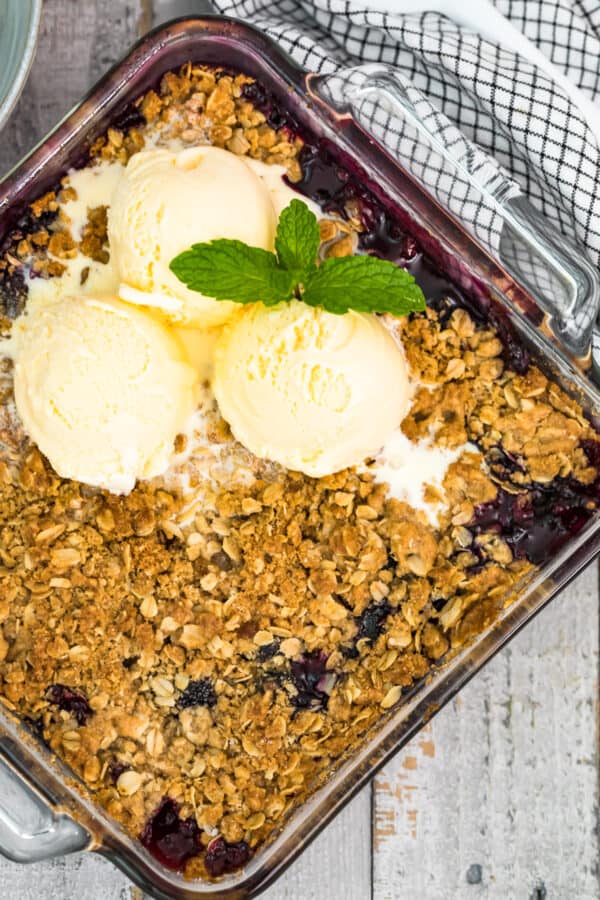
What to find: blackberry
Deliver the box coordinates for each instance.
[177,678,217,710]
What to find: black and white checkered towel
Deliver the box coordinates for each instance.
[213,0,600,289]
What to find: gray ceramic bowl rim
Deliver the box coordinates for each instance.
[0,0,42,133]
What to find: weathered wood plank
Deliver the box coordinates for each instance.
[151,0,216,24]
[373,564,600,899]
[0,0,141,176]
[262,787,372,900]
[0,853,141,900]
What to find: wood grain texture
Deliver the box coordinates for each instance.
[0,853,141,900]
[151,0,216,23]
[373,565,600,900]
[262,788,372,900]
[0,0,141,176]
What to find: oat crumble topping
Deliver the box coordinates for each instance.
[0,64,599,880]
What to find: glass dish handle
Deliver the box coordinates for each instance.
[313,64,600,362]
[0,746,89,863]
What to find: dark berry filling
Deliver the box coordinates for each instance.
[290,650,335,711]
[257,639,280,661]
[211,549,234,571]
[581,438,600,469]
[23,715,46,742]
[243,82,429,266]
[485,446,528,482]
[46,684,92,726]
[0,200,61,319]
[122,655,139,670]
[110,102,146,134]
[140,801,251,877]
[471,440,600,566]
[205,836,252,877]
[488,309,532,374]
[293,142,419,264]
[107,760,130,785]
[177,678,217,709]
[140,798,202,871]
[242,81,290,130]
[355,599,392,643]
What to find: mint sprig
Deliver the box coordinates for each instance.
[168,240,295,306]
[275,197,320,274]
[303,256,426,315]
[170,198,425,317]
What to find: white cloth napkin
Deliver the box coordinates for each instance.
[213,0,600,278]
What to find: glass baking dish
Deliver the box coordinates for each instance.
[1,16,599,899]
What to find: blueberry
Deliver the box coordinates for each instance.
[290,650,335,711]
[205,836,251,877]
[46,684,92,726]
[140,798,202,871]
[355,600,391,643]
[177,678,217,710]
[257,640,280,662]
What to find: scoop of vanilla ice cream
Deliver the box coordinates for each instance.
[13,296,198,493]
[108,146,278,326]
[213,301,410,477]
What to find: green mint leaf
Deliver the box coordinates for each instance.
[275,199,320,273]
[302,255,426,316]
[170,240,296,306]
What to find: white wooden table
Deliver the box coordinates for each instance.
[1,2,598,897]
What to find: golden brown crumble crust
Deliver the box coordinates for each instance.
[0,65,598,880]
